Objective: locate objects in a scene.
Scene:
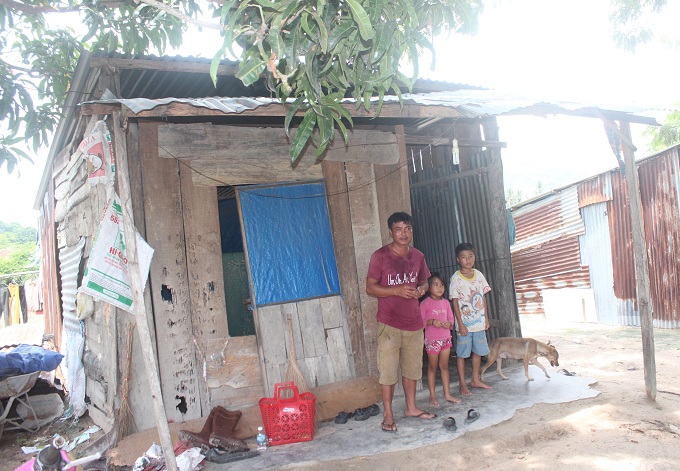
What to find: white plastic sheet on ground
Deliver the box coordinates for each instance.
[80,191,153,312]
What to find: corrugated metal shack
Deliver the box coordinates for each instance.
[32,51,656,439]
[510,144,680,329]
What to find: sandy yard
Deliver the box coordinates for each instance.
[1,315,679,470]
[294,315,680,471]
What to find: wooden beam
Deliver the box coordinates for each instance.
[81,101,465,120]
[405,135,507,148]
[90,57,240,76]
[112,111,179,471]
[620,120,656,401]
[157,123,399,166]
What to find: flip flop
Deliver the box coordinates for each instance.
[558,368,576,376]
[465,408,480,424]
[381,421,398,432]
[413,411,437,419]
[443,417,458,432]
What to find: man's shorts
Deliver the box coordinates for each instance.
[424,337,453,355]
[377,322,423,385]
[455,330,490,358]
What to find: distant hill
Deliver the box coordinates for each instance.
[0,222,38,280]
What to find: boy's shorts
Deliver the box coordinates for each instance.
[377,322,423,385]
[455,330,490,358]
[424,337,453,355]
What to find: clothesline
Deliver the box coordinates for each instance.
[0,270,40,281]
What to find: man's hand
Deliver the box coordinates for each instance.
[395,285,421,299]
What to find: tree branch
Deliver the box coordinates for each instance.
[135,0,224,31]
[0,0,80,15]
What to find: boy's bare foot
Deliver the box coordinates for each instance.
[429,397,440,407]
[444,393,462,404]
[404,408,437,419]
[471,380,492,390]
[459,385,472,396]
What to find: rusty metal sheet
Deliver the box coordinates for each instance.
[638,148,680,328]
[578,173,612,208]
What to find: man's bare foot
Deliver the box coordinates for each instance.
[460,385,472,396]
[429,397,440,407]
[471,380,492,390]
[444,393,461,404]
[404,408,437,419]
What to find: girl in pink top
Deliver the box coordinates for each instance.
[420,273,461,407]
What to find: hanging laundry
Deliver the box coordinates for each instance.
[0,284,8,327]
[24,278,43,313]
[8,282,23,325]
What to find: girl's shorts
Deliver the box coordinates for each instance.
[424,337,453,355]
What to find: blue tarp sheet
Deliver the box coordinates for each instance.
[239,182,340,305]
[0,344,64,378]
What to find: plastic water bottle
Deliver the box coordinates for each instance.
[256,426,268,451]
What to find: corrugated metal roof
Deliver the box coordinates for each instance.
[81,89,661,124]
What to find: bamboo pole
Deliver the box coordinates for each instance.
[619,120,656,401]
[112,112,179,471]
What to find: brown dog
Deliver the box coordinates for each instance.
[481,337,559,381]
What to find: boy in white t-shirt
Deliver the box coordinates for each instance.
[449,242,492,396]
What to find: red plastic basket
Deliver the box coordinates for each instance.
[258,382,316,446]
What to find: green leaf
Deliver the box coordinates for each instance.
[210,45,228,87]
[308,10,329,54]
[345,0,374,41]
[236,56,266,86]
[290,110,317,162]
[284,96,307,136]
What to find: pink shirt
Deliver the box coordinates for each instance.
[420,297,454,341]
[367,245,431,331]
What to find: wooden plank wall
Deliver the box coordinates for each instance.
[52,115,120,432]
[139,122,202,423]
[256,295,352,396]
[178,163,231,412]
[345,162,382,378]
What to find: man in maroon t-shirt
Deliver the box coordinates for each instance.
[366,212,436,432]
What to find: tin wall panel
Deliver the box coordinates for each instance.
[578,173,612,208]
[608,171,637,302]
[511,186,584,252]
[638,148,680,328]
[511,235,590,316]
[409,141,512,338]
[579,202,623,325]
[58,237,86,333]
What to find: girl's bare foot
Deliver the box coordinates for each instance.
[429,397,440,407]
[471,380,492,390]
[444,393,461,404]
[459,385,472,396]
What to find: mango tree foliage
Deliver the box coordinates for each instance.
[0,0,199,174]
[211,0,482,161]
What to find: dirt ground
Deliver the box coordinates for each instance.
[292,316,680,471]
[1,315,679,470]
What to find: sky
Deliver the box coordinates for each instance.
[1,0,678,228]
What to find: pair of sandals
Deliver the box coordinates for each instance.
[335,403,380,424]
[443,408,480,432]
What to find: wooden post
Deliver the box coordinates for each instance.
[619,120,656,401]
[112,112,179,471]
[482,119,521,338]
